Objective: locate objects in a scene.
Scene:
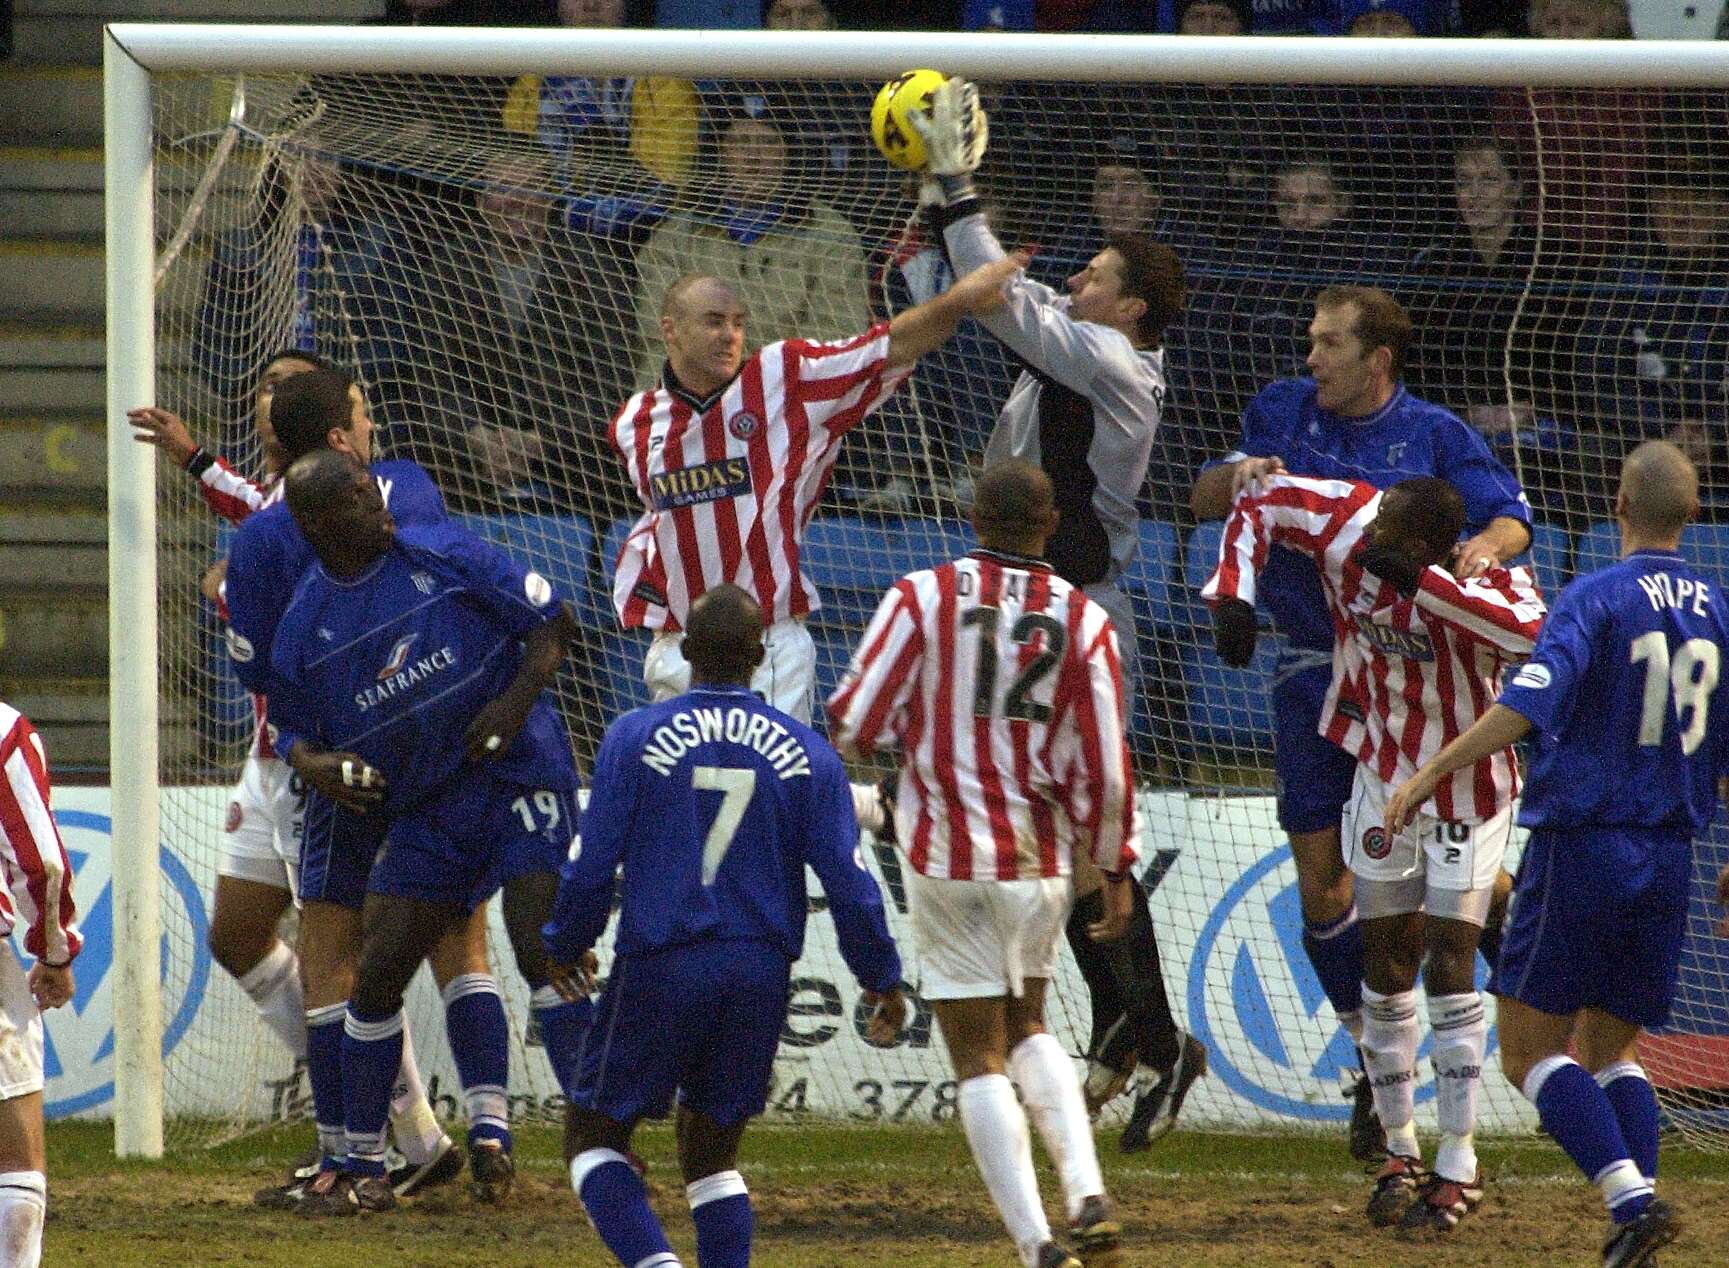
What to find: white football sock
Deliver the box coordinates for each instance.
[851,782,885,835]
[1009,1032,1104,1221]
[388,1024,448,1164]
[236,940,307,1062]
[1361,985,1421,1158]
[958,1073,1050,1266]
[0,1171,45,1268]
[1427,990,1486,1182]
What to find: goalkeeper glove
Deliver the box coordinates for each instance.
[1356,543,1425,599]
[910,77,988,203]
[1212,599,1259,668]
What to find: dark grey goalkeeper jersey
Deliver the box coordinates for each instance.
[942,206,1168,590]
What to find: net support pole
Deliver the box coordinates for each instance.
[103,25,164,1161]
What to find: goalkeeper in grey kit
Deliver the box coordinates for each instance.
[911,78,1207,1150]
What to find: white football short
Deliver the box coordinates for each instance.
[906,870,1071,1000]
[0,945,45,1100]
[646,616,815,723]
[216,755,306,898]
[1340,765,1510,925]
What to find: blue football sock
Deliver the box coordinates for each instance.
[530,983,592,1100]
[572,1149,680,1267]
[342,1007,405,1179]
[304,1003,348,1170]
[1525,1055,1652,1224]
[1302,906,1364,1024]
[1599,1061,1661,1182]
[442,973,512,1151]
[687,1170,752,1268]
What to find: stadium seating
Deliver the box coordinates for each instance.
[802,517,976,635]
[1526,522,1572,594]
[458,512,594,620]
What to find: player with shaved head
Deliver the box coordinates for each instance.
[829,459,1140,1268]
[549,582,904,1268]
[1388,441,1729,1267]
[610,254,1024,838]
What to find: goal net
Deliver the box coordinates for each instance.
[117,29,1729,1150]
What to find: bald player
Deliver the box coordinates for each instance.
[1387,442,1729,1268]
[549,583,904,1268]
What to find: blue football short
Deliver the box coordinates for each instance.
[376,774,576,911]
[1491,825,1693,1028]
[1271,662,1358,835]
[571,938,792,1127]
[297,791,388,910]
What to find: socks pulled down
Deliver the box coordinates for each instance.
[572,1149,681,1267]
[1303,906,1365,1027]
[687,1170,752,1268]
[442,973,512,1151]
[1009,1032,1104,1221]
[1360,985,1420,1159]
[0,1171,45,1268]
[1427,991,1487,1183]
[958,1073,1050,1266]
[342,1007,406,1178]
[388,1023,448,1166]
[530,982,592,1100]
[304,1002,348,1168]
[236,940,307,1062]
[1525,1055,1652,1224]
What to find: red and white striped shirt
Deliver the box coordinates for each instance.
[188,451,282,760]
[189,450,276,525]
[611,324,912,631]
[0,704,81,965]
[826,550,1140,880]
[1203,475,1546,822]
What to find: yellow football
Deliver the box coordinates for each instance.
[870,68,947,172]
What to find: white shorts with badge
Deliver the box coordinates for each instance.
[646,616,815,723]
[1341,765,1511,923]
[906,870,1071,1000]
[0,946,45,1100]
[216,754,306,898]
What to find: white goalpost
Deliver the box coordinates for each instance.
[105,24,1729,1160]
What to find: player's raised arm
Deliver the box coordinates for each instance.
[882,252,1025,368]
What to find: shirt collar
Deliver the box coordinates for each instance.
[1325,382,1408,428]
[661,360,739,414]
[970,547,1053,573]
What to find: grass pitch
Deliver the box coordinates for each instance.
[43,1120,1729,1266]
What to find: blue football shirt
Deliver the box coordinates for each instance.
[1500,548,1729,833]
[269,520,575,813]
[544,684,902,993]
[1216,378,1531,653]
[225,458,447,696]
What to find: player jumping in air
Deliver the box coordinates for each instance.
[548,584,906,1268]
[829,460,1138,1268]
[1189,284,1531,1157]
[1388,441,1729,1268]
[608,246,1024,835]
[1205,472,1544,1232]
